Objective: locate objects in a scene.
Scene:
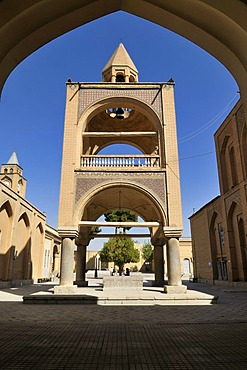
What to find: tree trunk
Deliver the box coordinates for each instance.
[118,264,124,276]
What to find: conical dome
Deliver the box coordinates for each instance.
[7,151,19,165]
[102,43,138,83]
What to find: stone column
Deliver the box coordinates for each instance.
[167,237,182,286]
[153,244,165,286]
[75,242,88,287]
[163,227,187,294]
[54,228,78,294]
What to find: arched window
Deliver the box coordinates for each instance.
[220,136,230,193]
[229,146,238,186]
[183,258,190,275]
[241,124,247,178]
[116,74,125,82]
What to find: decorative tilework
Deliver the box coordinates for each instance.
[74,171,166,209]
[78,87,162,119]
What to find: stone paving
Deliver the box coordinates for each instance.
[0,276,247,369]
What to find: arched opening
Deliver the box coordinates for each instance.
[2,176,12,188]
[0,11,239,238]
[229,146,238,187]
[0,2,246,97]
[238,217,247,280]
[32,222,44,281]
[0,200,13,281]
[241,124,247,177]
[13,212,31,281]
[183,258,190,276]
[220,136,230,193]
[209,212,228,281]
[227,202,247,282]
[77,183,166,228]
[116,74,125,82]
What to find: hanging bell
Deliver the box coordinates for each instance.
[116,107,124,119]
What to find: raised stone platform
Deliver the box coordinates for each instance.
[103,274,143,291]
[23,292,218,305]
[23,281,218,305]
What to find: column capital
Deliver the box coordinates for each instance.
[75,236,89,247]
[151,237,166,246]
[163,227,183,238]
[58,227,79,239]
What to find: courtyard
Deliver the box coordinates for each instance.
[0,277,247,369]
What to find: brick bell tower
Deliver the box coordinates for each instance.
[56,43,185,294]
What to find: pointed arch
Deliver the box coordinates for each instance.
[0,200,13,218]
[209,212,220,280]
[0,199,14,280]
[220,136,230,193]
[36,222,44,234]
[74,181,167,228]
[18,212,30,228]
[1,176,12,188]
[1,0,247,100]
[241,123,247,177]
[229,146,238,187]
[237,217,247,280]
[227,201,246,281]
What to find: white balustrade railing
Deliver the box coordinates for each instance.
[81,155,160,168]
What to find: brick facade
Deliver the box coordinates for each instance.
[190,99,247,285]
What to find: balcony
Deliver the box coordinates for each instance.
[81,155,160,168]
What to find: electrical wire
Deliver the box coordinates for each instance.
[178,93,239,144]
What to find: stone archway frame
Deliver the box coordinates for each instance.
[1,0,247,108]
[73,181,168,241]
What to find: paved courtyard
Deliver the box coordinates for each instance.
[0,276,247,369]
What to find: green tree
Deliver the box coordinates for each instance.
[104,209,138,233]
[90,226,101,237]
[100,236,140,274]
[142,241,153,262]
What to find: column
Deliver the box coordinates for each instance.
[165,237,187,294]
[167,237,181,286]
[163,227,187,294]
[75,243,88,287]
[153,244,165,286]
[60,237,74,286]
[54,228,78,294]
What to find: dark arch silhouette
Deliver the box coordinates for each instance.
[0,1,247,103]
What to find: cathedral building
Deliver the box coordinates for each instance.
[190,99,247,285]
[0,152,61,287]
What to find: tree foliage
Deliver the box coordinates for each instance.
[90,226,101,236]
[104,209,138,232]
[142,242,153,262]
[100,236,140,274]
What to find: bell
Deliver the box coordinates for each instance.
[116,107,124,119]
[116,107,124,115]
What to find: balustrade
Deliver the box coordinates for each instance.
[81,155,160,168]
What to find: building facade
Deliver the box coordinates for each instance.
[190,99,247,285]
[0,152,61,287]
[57,44,186,293]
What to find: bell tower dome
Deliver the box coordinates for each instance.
[102,43,138,83]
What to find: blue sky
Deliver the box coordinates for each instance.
[0,11,238,246]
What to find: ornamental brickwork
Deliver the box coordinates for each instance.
[74,171,166,208]
[78,86,163,120]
